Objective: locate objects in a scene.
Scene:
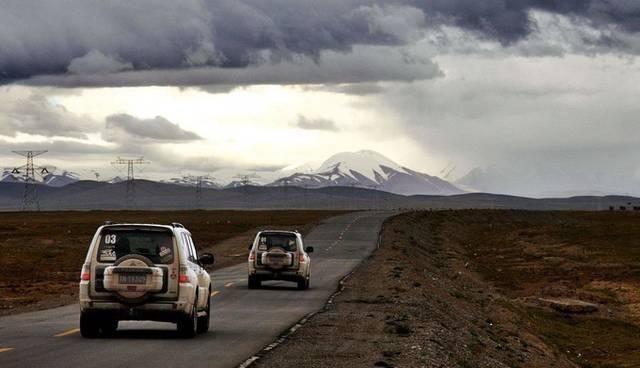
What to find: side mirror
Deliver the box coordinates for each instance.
[199,253,215,266]
[305,246,314,254]
[248,243,253,250]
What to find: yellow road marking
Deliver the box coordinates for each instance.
[210,290,220,297]
[0,348,14,353]
[228,253,247,257]
[224,282,233,288]
[54,328,80,337]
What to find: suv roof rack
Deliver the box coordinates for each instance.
[104,221,114,225]
[171,222,185,228]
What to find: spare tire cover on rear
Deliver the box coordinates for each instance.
[111,254,156,304]
[261,247,293,270]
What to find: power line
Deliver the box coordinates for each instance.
[111,157,150,207]
[183,174,215,206]
[11,150,49,211]
[233,173,261,194]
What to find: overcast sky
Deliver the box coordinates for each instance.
[1,1,640,197]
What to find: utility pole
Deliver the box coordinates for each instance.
[111,157,150,208]
[183,175,214,207]
[11,150,49,211]
[233,173,260,195]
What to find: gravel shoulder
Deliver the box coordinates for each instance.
[256,211,586,368]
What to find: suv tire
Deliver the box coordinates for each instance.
[297,277,309,290]
[80,312,100,338]
[101,319,119,337]
[196,295,210,334]
[177,303,198,338]
[248,276,260,289]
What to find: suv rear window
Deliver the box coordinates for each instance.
[97,229,175,264]
[257,233,298,252]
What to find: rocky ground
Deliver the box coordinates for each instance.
[257,210,640,368]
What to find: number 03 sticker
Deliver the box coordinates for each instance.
[104,234,117,244]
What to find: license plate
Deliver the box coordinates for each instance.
[268,256,286,264]
[119,274,146,285]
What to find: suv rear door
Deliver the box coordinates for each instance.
[91,226,179,301]
[254,232,300,270]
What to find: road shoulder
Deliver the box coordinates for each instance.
[255,211,575,368]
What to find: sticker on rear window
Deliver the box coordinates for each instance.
[159,246,171,257]
[100,248,116,261]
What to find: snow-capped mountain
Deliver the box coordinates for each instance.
[43,171,80,187]
[1,169,80,187]
[164,177,221,188]
[224,180,263,189]
[0,172,22,183]
[270,150,463,196]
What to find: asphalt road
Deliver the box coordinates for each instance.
[0,211,393,368]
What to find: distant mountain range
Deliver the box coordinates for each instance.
[1,170,80,187]
[0,150,463,196]
[270,150,462,196]
[0,179,635,211]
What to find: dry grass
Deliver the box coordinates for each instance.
[433,210,640,368]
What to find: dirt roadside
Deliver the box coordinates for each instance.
[257,210,640,368]
[0,210,346,316]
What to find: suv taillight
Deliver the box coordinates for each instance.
[80,264,91,281]
[249,251,256,262]
[299,254,305,263]
[179,266,189,283]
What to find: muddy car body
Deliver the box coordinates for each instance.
[79,222,214,338]
[247,230,313,290]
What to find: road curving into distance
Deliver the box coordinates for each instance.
[0,211,394,368]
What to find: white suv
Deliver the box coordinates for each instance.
[79,222,214,338]
[247,230,314,290]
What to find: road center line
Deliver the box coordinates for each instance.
[0,348,14,353]
[224,282,233,288]
[54,328,80,337]
[210,290,220,297]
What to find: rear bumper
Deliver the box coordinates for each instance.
[250,269,306,282]
[79,301,192,323]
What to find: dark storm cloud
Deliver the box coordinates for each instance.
[411,1,640,45]
[105,114,202,142]
[3,0,640,86]
[295,115,339,131]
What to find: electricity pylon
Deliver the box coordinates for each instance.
[183,174,215,205]
[233,173,261,194]
[111,157,150,207]
[11,150,49,211]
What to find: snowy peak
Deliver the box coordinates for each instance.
[164,177,221,188]
[1,169,80,187]
[317,150,408,183]
[43,171,80,187]
[270,150,464,196]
